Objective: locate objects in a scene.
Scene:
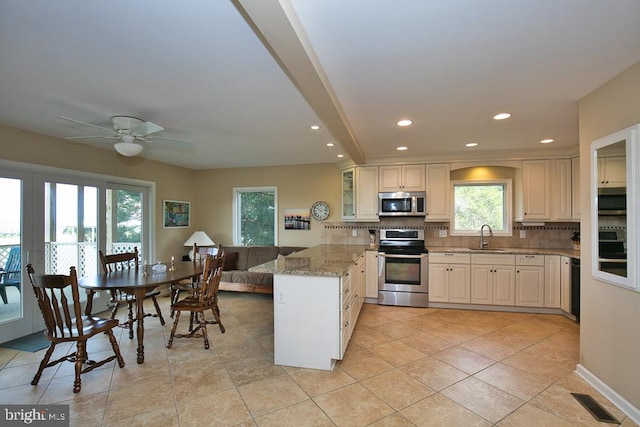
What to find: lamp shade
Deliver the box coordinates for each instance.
[183,231,215,247]
[114,141,144,157]
[183,231,215,260]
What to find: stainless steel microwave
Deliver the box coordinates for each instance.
[378,192,426,216]
[598,187,626,216]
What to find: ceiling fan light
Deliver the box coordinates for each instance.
[114,142,143,157]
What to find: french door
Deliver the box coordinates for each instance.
[0,166,152,343]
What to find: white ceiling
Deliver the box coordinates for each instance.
[1,0,639,170]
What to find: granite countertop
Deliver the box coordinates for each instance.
[428,246,580,258]
[249,244,370,277]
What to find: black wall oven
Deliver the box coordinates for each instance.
[378,229,428,307]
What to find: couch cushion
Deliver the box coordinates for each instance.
[230,271,273,287]
[223,252,239,271]
[222,247,250,270]
[246,246,279,269]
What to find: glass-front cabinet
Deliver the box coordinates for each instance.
[341,168,355,220]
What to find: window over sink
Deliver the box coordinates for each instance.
[450,180,512,236]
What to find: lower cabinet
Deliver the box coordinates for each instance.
[544,255,562,308]
[560,256,572,314]
[515,255,545,307]
[365,250,379,299]
[428,253,470,303]
[470,254,516,306]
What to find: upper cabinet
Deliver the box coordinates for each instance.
[550,159,573,221]
[425,164,450,221]
[341,166,379,221]
[572,157,581,220]
[597,156,626,188]
[522,160,551,221]
[341,168,355,220]
[379,165,425,192]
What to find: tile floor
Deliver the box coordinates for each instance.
[0,292,637,426]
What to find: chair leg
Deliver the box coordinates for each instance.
[73,341,87,393]
[167,311,181,349]
[151,296,165,325]
[109,300,120,320]
[199,312,210,350]
[31,343,56,386]
[0,287,7,304]
[105,330,125,368]
[212,303,225,333]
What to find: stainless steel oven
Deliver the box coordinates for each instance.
[378,229,429,307]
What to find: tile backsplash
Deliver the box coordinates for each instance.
[322,218,579,250]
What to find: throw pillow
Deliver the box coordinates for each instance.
[223,252,239,271]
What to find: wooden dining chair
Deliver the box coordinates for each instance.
[170,246,225,319]
[99,247,165,339]
[167,254,225,350]
[26,264,125,393]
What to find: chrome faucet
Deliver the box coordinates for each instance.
[480,224,493,249]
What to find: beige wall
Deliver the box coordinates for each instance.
[0,125,196,261]
[578,60,640,408]
[194,164,342,247]
[0,125,342,259]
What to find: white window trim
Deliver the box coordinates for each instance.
[232,186,278,246]
[450,179,512,237]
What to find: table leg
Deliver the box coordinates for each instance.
[84,290,95,316]
[134,288,146,364]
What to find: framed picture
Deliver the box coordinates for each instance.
[163,200,190,228]
[284,208,310,230]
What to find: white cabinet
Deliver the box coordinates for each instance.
[515,255,545,307]
[429,253,471,303]
[425,164,450,221]
[572,157,581,220]
[470,254,516,306]
[544,255,561,308]
[560,256,572,314]
[550,159,573,221]
[365,250,379,299]
[347,254,366,343]
[355,166,379,221]
[341,166,379,221]
[379,164,425,192]
[341,168,355,220]
[522,160,551,220]
[597,156,626,188]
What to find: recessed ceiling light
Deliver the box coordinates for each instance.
[337,154,344,158]
[310,125,320,130]
[493,113,512,120]
[396,146,408,151]
[540,139,554,144]
[466,142,478,147]
[396,119,413,127]
[326,143,334,147]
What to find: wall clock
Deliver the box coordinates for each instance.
[311,201,330,221]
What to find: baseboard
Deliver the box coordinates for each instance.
[575,364,640,424]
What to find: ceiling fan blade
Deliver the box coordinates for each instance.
[64,135,111,140]
[57,116,114,133]
[133,121,164,136]
[149,136,197,152]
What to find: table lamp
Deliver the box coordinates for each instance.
[183,231,215,260]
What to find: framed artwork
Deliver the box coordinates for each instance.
[163,200,190,228]
[284,208,310,230]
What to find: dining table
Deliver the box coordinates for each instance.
[78,261,204,364]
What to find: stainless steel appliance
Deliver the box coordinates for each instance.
[378,192,426,217]
[378,229,428,307]
[598,229,627,277]
[597,187,626,215]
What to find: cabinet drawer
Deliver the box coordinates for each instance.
[516,254,544,266]
[471,254,515,265]
[429,253,470,264]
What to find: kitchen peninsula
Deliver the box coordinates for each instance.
[250,245,369,370]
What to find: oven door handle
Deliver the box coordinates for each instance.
[378,253,425,259]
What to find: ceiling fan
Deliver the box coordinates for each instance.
[59,115,194,157]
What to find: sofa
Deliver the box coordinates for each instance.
[219,246,306,294]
